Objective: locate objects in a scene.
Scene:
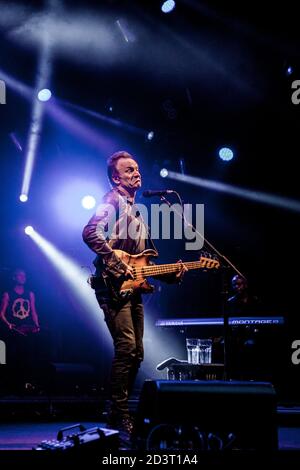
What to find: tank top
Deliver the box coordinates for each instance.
[6,289,35,327]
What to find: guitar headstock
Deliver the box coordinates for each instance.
[199,251,220,270]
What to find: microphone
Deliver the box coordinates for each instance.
[143,190,174,197]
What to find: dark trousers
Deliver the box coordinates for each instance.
[96,293,144,420]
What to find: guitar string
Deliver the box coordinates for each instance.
[132,261,218,272]
[132,267,216,277]
[133,261,219,272]
[131,261,219,280]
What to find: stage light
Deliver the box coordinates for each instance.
[59,100,146,139]
[179,158,186,175]
[219,147,234,161]
[116,18,136,43]
[26,229,111,338]
[161,0,176,13]
[286,66,293,76]
[25,226,34,235]
[37,88,52,102]
[19,194,28,202]
[160,168,169,178]
[53,179,103,230]
[81,195,96,210]
[1,68,146,150]
[147,131,154,141]
[21,39,52,200]
[9,132,23,152]
[166,171,300,213]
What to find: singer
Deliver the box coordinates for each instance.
[82,150,187,438]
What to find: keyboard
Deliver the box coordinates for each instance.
[155,316,285,327]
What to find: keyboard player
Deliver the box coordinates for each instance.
[226,274,268,380]
[227,274,262,316]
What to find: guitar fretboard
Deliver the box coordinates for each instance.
[133,258,219,278]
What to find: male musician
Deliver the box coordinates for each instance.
[227,274,263,380]
[228,274,261,316]
[82,151,186,436]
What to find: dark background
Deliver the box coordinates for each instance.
[0,0,299,397]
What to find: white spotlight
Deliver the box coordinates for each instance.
[19,194,28,202]
[161,0,176,13]
[81,195,96,210]
[21,42,52,200]
[219,147,234,161]
[166,171,300,213]
[25,226,34,235]
[27,229,109,337]
[38,88,52,102]
[147,131,154,141]
[160,168,169,178]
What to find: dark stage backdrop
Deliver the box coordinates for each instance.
[0,0,299,399]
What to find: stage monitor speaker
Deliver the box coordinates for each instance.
[135,380,278,451]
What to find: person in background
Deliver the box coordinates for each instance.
[227,274,261,316]
[0,268,41,391]
[0,268,40,335]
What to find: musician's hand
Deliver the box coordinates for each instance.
[175,259,188,282]
[123,263,134,280]
[8,323,16,330]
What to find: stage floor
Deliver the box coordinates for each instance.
[0,406,300,451]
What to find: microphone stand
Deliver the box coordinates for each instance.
[160,193,246,381]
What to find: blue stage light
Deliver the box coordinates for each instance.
[25,226,34,235]
[219,147,234,161]
[37,88,52,102]
[161,1,176,14]
[160,168,169,178]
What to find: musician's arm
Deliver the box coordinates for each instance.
[0,293,14,329]
[30,292,40,330]
[82,199,127,278]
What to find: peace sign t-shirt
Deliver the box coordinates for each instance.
[6,289,35,327]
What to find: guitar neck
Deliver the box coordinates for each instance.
[138,259,217,277]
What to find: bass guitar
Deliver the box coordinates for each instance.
[101,248,220,299]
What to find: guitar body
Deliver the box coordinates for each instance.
[101,248,219,300]
[114,249,158,296]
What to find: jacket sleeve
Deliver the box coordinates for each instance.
[82,194,127,278]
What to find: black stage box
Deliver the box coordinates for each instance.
[135,379,278,451]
